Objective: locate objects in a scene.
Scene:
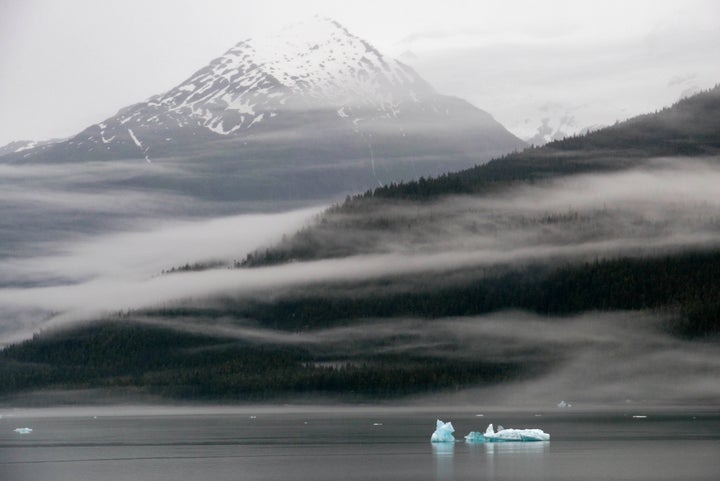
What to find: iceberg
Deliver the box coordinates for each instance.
[14,427,33,434]
[431,419,455,443]
[465,423,549,443]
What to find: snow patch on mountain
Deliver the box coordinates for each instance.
[0,138,62,157]
[127,128,151,163]
[63,15,437,154]
[1,15,522,171]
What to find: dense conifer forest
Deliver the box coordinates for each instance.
[2,86,719,402]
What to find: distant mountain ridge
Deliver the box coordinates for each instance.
[0,138,62,157]
[1,17,524,200]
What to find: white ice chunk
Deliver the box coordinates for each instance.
[557,400,572,408]
[14,427,33,434]
[430,419,455,443]
[465,423,550,443]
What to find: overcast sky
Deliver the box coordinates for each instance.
[1,0,719,146]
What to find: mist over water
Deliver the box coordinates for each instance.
[2,159,720,343]
[0,158,718,407]
[0,160,322,259]
[0,159,330,341]
[1,10,719,481]
[113,309,718,406]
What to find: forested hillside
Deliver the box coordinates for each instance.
[2,86,719,403]
[243,85,720,267]
[368,83,720,200]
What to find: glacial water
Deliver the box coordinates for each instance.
[1,406,718,481]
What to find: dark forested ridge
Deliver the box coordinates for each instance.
[2,250,718,401]
[3,86,720,402]
[186,251,720,338]
[0,321,529,401]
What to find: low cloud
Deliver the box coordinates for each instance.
[131,310,720,405]
[2,159,720,344]
[0,207,322,342]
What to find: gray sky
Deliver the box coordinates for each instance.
[1,0,719,146]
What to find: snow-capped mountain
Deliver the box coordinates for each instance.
[2,17,524,200]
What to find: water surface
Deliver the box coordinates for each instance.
[1,406,718,480]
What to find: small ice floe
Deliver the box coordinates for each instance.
[475,414,484,417]
[249,416,257,419]
[557,400,572,408]
[373,423,383,426]
[430,419,455,443]
[465,424,550,443]
[632,415,647,419]
[14,427,33,434]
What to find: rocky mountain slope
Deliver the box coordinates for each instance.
[2,18,524,200]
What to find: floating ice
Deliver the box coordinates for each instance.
[14,427,33,434]
[465,423,550,443]
[431,419,455,443]
[557,400,572,408]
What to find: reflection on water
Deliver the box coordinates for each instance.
[435,441,549,480]
[432,442,455,480]
[481,441,549,455]
[1,408,719,481]
[480,441,549,481]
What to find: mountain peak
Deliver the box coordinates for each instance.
[99,17,436,139]
[207,16,430,106]
[273,16,355,44]
[1,18,524,198]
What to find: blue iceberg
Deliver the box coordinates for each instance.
[14,427,33,434]
[431,419,455,443]
[465,423,549,443]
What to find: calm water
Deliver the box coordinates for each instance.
[1,407,718,480]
